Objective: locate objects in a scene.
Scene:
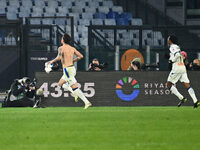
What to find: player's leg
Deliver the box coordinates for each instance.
[167,72,186,106]
[67,67,91,109]
[180,73,199,108]
[58,78,66,87]
[71,81,92,109]
[61,73,79,102]
[62,83,79,102]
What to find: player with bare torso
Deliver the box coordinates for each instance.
[50,33,92,109]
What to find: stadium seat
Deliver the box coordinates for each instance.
[71,6,84,13]
[104,19,116,25]
[112,6,123,13]
[153,31,163,39]
[6,12,17,20]
[116,18,129,26]
[32,6,44,14]
[103,30,114,38]
[34,0,45,7]
[7,6,19,13]
[81,13,94,20]
[41,29,50,40]
[91,19,104,25]
[42,18,54,25]
[60,1,72,7]
[132,38,139,46]
[119,39,132,46]
[94,12,106,19]
[77,25,88,36]
[158,38,164,46]
[9,0,20,7]
[54,18,66,26]
[132,30,139,38]
[30,18,42,25]
[21,0,33,7]
[46,0,58,7]
[78,19,91,26]
[68,13,80,23]
[18,11,30,18]
[98,6,110,14]
[44,12,56,17]
[88,1,100,7]
[0,8,6,14]
[84,7,97,13]
[102,1,114,7]
[74,1,87,7]
[79,37,88,46]
[44,7,56,14]
[0,0,7,7]
[122,32,132,39]
[5,36,16,45]
[120,12,133,21]
[57,6,69,15]
[107,11,119,19]
[142,30,153,39]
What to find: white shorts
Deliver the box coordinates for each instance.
[167,70,190,84]
[61,66,77,86]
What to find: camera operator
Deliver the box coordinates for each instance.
[88,58,108,71]
[127,58,141,71]
[2,77,39,107]
[190,59,200,70]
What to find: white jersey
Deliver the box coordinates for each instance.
[167,44,189,84]
[169,44,186,73]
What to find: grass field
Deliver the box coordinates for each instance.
[0,106,200,150]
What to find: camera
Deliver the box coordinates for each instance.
[141,63,159,70]
[90,62,108,70]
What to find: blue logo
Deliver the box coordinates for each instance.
[115,77,140,101]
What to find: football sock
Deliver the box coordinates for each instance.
[170,85,184,100]
[62,84,74,94]
[73,88,90,104]
[188,87,198,103]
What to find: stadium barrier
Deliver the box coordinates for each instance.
[35,71,200,107]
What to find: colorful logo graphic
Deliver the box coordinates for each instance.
[116,77,140,101]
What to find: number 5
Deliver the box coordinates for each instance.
[83,83,95,97]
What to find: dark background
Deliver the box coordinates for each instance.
[36,71,200,107]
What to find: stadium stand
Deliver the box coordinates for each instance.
[0,0,164,47]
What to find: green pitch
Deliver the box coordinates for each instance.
[0,106,200,150]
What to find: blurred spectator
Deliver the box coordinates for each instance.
[88,58,108,71]
[181,51,191,70]
[181,51,200,70]
[191,59,200,70]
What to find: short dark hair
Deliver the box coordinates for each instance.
[169,35,178,45]
[92,58,99,61]
[63,33,71,44]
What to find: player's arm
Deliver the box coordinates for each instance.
[73,49,83,63]
[169,51,181,63]
[169,46,181,63]
[50,47,62,64]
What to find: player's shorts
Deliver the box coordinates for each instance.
[61,65,77,86]
[167,70,190,84]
